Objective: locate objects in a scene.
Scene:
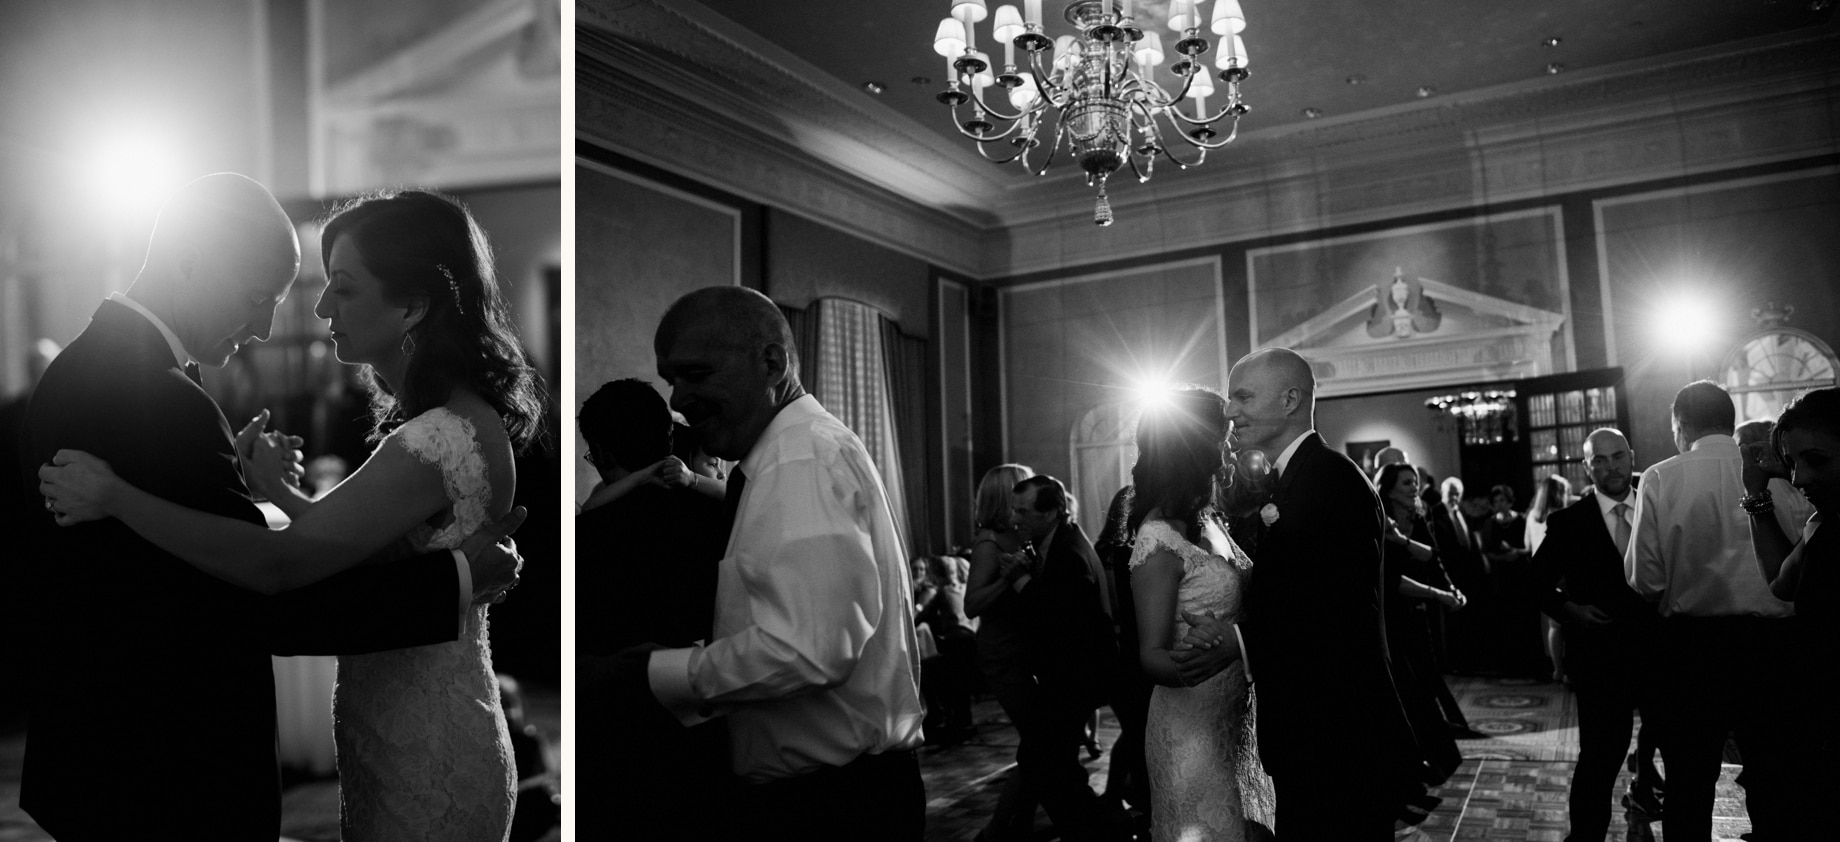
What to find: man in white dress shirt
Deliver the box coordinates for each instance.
[1624,379,1805,840]
[638,285,926,838]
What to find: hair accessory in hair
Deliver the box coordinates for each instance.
[437,264,466,315]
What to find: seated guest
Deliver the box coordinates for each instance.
[575,379,731,841]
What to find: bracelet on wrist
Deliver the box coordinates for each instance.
[1740,490,1775,515]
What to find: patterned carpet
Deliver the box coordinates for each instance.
[3,677,1760,840]
[1450,676,1580,762]
[919,675,1758,842]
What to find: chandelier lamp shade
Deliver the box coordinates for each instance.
[933,0,1251,226]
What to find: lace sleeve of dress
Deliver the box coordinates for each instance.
[390,408,491,539]
[1129,519,1206,574]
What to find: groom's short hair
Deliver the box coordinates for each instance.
[579,378,672,473]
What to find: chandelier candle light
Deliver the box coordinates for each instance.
[933,0,1250,226]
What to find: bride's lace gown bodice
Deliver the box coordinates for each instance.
[1131,518,1276,841]
[334,408,516,842]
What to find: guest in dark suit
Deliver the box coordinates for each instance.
[1429,477,1487,673]
[999,474,1120,842]
[1526,427,1663,841]
[575,378,731,841]
[17,173,520,841]
[1178,347,1418,840]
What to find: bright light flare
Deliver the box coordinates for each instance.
[88,133,182,217]
[1651,292,1721,356]
[1130,376,1176,410]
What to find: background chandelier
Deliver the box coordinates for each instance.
[1426,389,1518,446]
[933,0,1251,226]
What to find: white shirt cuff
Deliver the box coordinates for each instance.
[1232,623,1252,684]
[450,549,470,639]
[647,646,715,727]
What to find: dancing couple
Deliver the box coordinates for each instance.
[1128,348,1419,841]
[23,173,544,841]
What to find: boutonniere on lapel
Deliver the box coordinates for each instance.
[1260,503,1280,526]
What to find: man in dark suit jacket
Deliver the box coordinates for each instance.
[17,173,522,841]
[1428,476,1489,672]
[1179,347,1418,839]
[1527,427,1662,841]
[1001,474,1118,842]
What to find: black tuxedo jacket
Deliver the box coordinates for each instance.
[1240,432,1416,781]
[17,299,463,841]
[1527,488,1656,675]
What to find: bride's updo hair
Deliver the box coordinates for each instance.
[319,190,546,451]
[1126,385,1230,543]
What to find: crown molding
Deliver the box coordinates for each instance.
[579,0,1839,280]
[577,0,988,276]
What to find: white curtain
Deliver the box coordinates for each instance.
[812,298,910,552]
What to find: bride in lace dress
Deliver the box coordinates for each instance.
[38,191,547,841]
[1126,386,1275,841]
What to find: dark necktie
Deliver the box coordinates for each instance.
[183,361,202,386]
[721,467,747,536]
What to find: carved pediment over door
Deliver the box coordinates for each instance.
[312,0,561,195]
[1264,272,1568,398]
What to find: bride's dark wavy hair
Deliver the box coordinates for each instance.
[1125,385,1231,544]
[319,190,546,451]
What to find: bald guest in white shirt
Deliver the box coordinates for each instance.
[1625,379,1807,840]
[614,286,926,839]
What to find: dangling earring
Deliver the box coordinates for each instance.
[400,331,416,358]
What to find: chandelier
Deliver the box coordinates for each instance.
[932,0,1251,226]
[1426,390,1518,446]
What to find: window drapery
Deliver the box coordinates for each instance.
[780,299,931,555]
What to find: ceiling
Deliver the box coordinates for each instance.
[581,0,1838,239]
[698,0,1832,158]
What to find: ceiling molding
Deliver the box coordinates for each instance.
[578,0,1839,280]
[577,48,986,277]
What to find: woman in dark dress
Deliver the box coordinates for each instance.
[1482,483,1543,674]
[1747,387,1840,834]
[1376,462,1471,827]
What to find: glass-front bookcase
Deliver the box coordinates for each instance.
[1517,369,1628,494]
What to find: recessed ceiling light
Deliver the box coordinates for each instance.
[911,76,932,86]
[1416,86,1437,98]
[862,81,886,95]
[1346,74,1368,85]
[1546,62,1566,74]
[1542,36,1563,47]
[1302,107,1323,118]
